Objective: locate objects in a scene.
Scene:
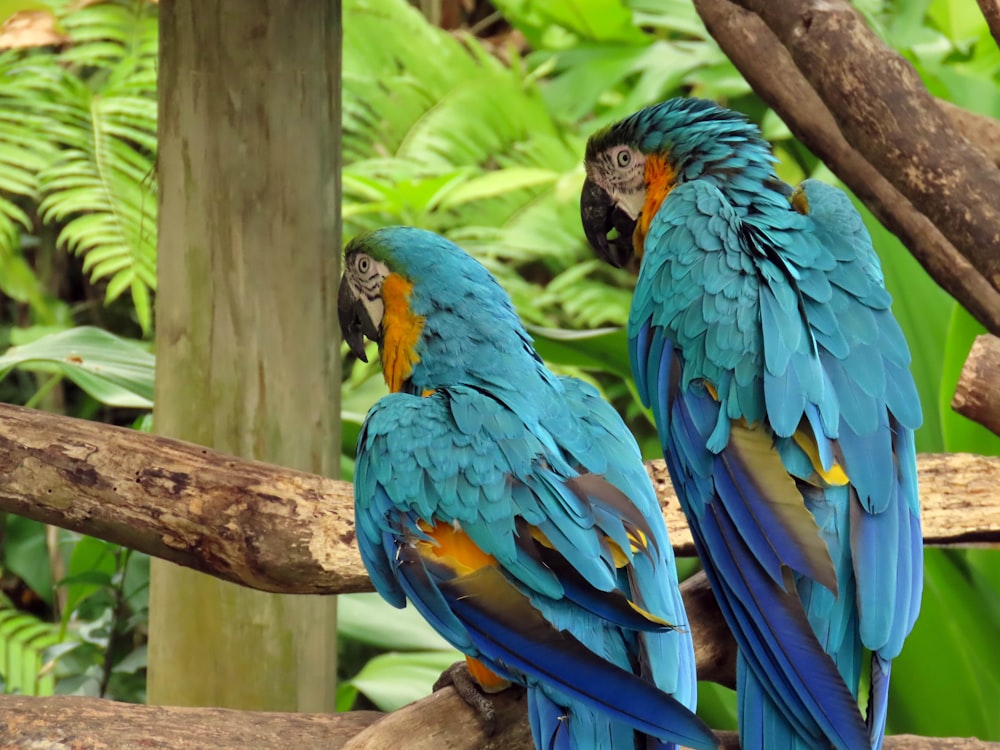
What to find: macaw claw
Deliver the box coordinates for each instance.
[434,661,498,734]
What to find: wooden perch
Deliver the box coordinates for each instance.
[693,0,1000,335]
[0,402,997,599]
[0,692,994,750]
[953,334,1000,439]
[0,402,996,746]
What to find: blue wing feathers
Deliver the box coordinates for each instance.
[627,165,922,750]
[355,382,708,749]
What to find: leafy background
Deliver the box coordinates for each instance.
[0,0,995,739]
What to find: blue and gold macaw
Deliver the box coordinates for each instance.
[580,98,923,750]
[339,226,717,750]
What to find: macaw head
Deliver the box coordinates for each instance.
[581,97,776,268]
[339,226,539,395]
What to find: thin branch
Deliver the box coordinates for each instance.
[953,334,1000,439]
[977,0,1000,49]
[693,0,1000,335]
[735,0,1000,299]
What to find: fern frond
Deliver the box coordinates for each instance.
[0,597,62,696]
[32,0,158,333]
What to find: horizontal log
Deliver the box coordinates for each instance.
[0,692,992,750]
[0,694,380,748]
[0,402,995,602]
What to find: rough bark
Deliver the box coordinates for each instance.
[693,0,1000,335]
[978,0,1000,49]
[0,403,365,595]
[937,98,1000,170]
[0,403,996,600]
[0,693,993,749]
[953,334,1000,439]
[0,694,380,749]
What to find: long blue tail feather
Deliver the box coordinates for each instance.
[868,653,892,750]
[442,567,718,750]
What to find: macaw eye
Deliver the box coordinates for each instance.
[615,149,631,168]
[357,256,370,274]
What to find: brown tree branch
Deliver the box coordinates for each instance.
[0,694,381,748]
[0,402,996,598]
[953,334,1000,439]
[978,0,1000,49]
[0,692,993,750]
[733,0,1000,298]
[693,0,1000,335]
[937,98,1000,170]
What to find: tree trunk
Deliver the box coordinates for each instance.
[151,0,342,710]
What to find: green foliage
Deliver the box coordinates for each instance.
[0,326,154,408]
[0,0,157,334]
[0,0,156,697]
[336,593,460,711]
[0,595,60,695]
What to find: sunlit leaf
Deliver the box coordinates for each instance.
[347,651,463,712]
[527,324,633,379]
[0,326,154,407]
[888,550,1000,739]
[338,593,457,652]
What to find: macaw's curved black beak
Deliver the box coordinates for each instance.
[338,275,377,362]
[580,178,637,269]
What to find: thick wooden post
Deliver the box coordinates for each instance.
[151,1,342,710]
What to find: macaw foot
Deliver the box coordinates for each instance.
[433,661,498,734]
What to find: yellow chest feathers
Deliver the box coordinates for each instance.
[380,273,425,393]
[633,153,676,259]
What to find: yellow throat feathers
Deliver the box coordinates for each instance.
[381,273,425,393]
[633,153,676,259]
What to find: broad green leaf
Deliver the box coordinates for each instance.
[888,550,1000,739]
[927,0,987,44]
[437,167,560,208]
[347,650,463,711]
[527,324,633,380]
[492,0,647,46]
[111,644,146,675]
[0,326,153,408]
[338,593,457,652]
[336,682,360,712]
[3,517,51,605]
[696,682,738,732]
[58,534,118,623]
